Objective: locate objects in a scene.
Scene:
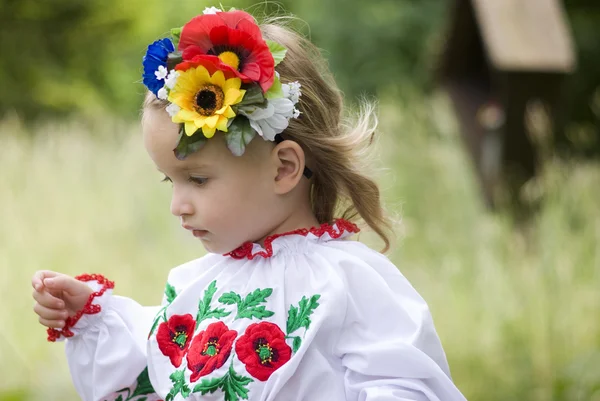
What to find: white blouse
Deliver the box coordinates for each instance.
[50,220,466,401]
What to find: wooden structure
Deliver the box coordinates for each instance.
[438,0,576,208]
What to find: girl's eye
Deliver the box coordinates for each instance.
[188,176,208,186]
[161,175,172,183]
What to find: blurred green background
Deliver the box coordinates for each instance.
[1,1,599,400]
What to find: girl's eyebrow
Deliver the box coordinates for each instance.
[156,163,211,174]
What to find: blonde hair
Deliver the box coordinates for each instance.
[143,19,393,252]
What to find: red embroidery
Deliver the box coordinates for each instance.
[46,274,115,342]
[187,321,238,382]
[156,314,196,368]
[226,218,360,260]
[235,322,292,381]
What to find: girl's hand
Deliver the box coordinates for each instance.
[31,270,93,329]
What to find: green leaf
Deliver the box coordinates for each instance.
[286,304,298,334]
[165,282,177,303]
[131,367,155,397]
[181,383,191,398]
[174,127,206,160]
[292,336,302,353]
[115,396,123,401]
[286,294,321,335]
[234,288,275,320]
[219,292,242,305]
[171,27,182,47]
[167,51,183,71]
[148,306,167,338]
[265,74,283,99]
[166,369,187,401]
[223,364,253,401]
[266,39,287,66]
[225,117,256,156]
[237,83,266,107]
[137,398,147,401]
[193,376,223,395]
[196,280,231,328]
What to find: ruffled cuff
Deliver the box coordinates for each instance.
[46,274,115,342]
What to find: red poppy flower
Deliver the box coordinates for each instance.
[186,321,238,382]
[156,314,195,368]
[235,322,292,381]
[178,10,275,92]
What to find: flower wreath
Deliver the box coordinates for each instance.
[142,6,301,159]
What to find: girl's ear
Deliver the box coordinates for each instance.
[271,140,306,195]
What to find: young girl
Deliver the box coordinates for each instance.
[31,7,466,401]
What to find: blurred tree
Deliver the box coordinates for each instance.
[0,0,597,157]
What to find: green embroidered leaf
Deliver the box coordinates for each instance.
[235,288,275,320]
[115,396,123,401]
[131,367,155,397]
[193,376,224,395]
[165,282,177,303]
[219,291,242,305]
[148,305,168,338]
[166,369,189,401]
[265,74,283,99]
[196,280,231,328]
[286,295,321,335]
[137,398,147,401]
[225,117,256,156]
[292,336,302,353]
[266,39,287,66]
[224,363,253,401]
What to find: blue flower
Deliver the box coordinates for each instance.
[142,38,175,96]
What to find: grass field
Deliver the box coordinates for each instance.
[1,92,599,401]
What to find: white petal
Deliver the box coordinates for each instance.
[249,119,264,137]
[166,103,181,117]
[242,102,275,121]
[157,87,168,100]
[258,120,277,141]
[203,6,221,14]
[155,66,168,80]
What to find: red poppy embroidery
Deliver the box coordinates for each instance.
[156,314,196,368]
[235,322,292,381]
[226,219,360,260]
[187,321,238,382]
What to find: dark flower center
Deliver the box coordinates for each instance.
[195,85,224,116]
[254,338,274,365]
[202,337,220,357]
[172,331,188,348]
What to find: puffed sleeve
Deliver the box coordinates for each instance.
[48,275,162,401]
[334,251,467,401]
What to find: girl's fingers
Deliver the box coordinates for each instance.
[38,316,66,329]
[31,270,59,291]
[32,289,65,309]
[33,303,69,321]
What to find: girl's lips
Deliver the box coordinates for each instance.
[192,229,208,238]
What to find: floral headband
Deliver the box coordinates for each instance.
[142,6,301,160]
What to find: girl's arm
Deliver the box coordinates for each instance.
[334,257,467,401]
[33,272,162,401]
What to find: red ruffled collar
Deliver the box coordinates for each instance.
[225,219,360,260]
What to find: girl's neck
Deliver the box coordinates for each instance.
[255,204,320,247]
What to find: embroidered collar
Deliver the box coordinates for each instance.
[226,219,360,260]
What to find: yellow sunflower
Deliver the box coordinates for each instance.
[168,65,245,138]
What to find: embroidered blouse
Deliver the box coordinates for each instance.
[49,220,466,401]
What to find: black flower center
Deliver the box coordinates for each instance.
[195,85,224,116]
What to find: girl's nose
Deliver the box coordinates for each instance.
[170,186,195,217]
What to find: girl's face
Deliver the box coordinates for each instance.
[143,108,282,254]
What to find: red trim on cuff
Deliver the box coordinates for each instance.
[46,274,115,342]
[226,218,360,260]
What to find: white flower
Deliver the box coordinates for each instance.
[203,6,221,14]
[293,108,301,119]
[157,87,168,100]
[165,70,180,89]
[282,81,302,104]
[166,103,181,117]
[155,65,168,81]
[239,98,295,141]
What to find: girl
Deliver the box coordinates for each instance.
[31,7,466,401]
